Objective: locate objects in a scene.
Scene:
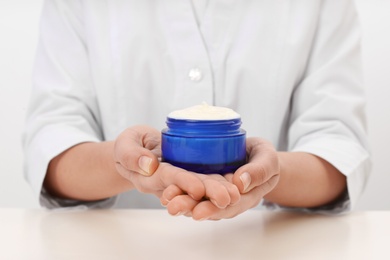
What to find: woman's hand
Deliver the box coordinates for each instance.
[114,125,240,208]
[114,125,202,200]
[161,137,280,220]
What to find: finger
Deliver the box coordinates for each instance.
[160,184,183,206]
[204,173,241,206]
[166,194,199,216]
[221,173,240,205]
[233,138,280,193]
[155,163,206,201]
[198,173,241,207]
[192,185,266,221]
[191,200,221,221]
[114,126,161,176]
[204,178,231,209]
[195,174,233,209]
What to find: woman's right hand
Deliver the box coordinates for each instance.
[113,125,240,209]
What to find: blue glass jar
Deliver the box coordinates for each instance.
[161,117,246,174]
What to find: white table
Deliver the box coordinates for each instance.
[1,209,389,260]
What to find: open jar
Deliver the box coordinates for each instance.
[161,104,246,174]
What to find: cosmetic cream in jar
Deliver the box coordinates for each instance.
[161,103,246,174]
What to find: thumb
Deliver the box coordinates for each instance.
[233,137,280,193]
[137,155,159,176]
[114,125,161,176]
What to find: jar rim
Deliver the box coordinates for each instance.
[163,117,244,137]
[166,117,241,122]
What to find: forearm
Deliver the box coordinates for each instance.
[264,152,346,208]
[44,142,133,201]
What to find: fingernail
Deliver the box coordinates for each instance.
[197,217,208,221]
[139,156,152,175]
[240,172,251,193]
[211,199,225,209]
[160,198,169,207]
[174,211,183,216]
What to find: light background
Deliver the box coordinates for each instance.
[0,0,389,209]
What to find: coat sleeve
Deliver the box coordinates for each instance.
[265,0,371,213]
[22,0,115,209]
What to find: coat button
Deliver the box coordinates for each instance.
[188,68,202,82]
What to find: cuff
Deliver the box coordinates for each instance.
[40,188,117,210]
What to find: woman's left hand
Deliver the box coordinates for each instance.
[161,137,281,220]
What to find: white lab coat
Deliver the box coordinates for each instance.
[23,0,371,212]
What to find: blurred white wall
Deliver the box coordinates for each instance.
[0,0,42,208]
[0,0,389,209]
[354,0,390,210]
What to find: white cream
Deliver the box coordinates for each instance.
[168,102,240,120]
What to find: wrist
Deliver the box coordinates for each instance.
[45,141,134,201]
[263,151,347,208]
